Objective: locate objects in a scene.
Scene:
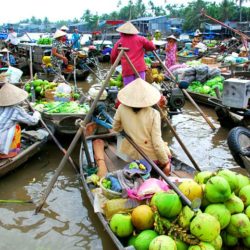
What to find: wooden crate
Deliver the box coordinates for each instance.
[201,57,216,64]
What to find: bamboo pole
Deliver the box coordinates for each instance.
[152,51,216,130]
[123,51,202,171]
[35,48,126,214]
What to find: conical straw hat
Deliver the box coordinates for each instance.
[53,30,67,39]
[0,48,10,53]
[60,25,69,31]
[0,79,28,107]
[167,35,178,41]
[194,29,202,36]
[118,78,161,108]
[116,22,139,35]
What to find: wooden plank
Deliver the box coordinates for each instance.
[172,170,194,179]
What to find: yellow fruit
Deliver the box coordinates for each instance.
[151,68,158,75]
[178,180,203,201]
[152,74,158,79]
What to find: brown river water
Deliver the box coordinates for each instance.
[0,70,235,250]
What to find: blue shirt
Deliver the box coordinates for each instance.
[2,54,16,65]
[71,33,81,50]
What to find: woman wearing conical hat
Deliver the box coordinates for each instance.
[0,74,41,158]
[165,35,178,69]
[192,29,202,48]
[111,22,156,85]
[113,78,172,175]
[51,30,68,75]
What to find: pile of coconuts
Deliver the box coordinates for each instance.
[108,169,250,250]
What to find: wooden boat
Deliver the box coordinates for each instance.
[0,129,48,177]
[79,130,249,250]
[16,43,91,81]
[186,90,219,108]
[41,112,86,135]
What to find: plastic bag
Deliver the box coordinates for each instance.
[56,83,71,94]
[6,66,23,84]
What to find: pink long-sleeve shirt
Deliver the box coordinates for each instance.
[111,34,155,77]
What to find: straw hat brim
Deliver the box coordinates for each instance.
[60,25,69,31]
[0,82,28,106]
[1,48,10,53]
[116,22,139,35]
[167,35,178,41]
[53,30,67,39]
[118,78,161,108]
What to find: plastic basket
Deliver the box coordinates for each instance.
[100,177,122,199]
[45,89,55,101]
[54,96,70,102]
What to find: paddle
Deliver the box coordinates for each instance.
[34,48,127,214]
[122,50,202,171]
[152,50,216,131]
[0,199,33,204]
[26,100,79,174]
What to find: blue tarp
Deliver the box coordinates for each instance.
[0,33,7,40]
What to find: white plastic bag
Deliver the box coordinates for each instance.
[56,83,71,94]
[6,66,23,84]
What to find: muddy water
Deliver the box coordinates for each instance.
[0,72,235,250]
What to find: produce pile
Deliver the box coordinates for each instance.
[109,74,123,88]
[203,40,217,48]
[34,101,90,114]
[24,79,57,99]
[89,168,250,249]
[188,76,224,97]
[37,37,52,45]
[178,50,196,57]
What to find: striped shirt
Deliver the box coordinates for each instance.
[0,106,39,154]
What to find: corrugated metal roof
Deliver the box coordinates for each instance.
[130,16,167,22]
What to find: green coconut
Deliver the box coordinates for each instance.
[224,193,244,214]
[175,238,189,250]
[243,236,250,248]
[188,242,215,250]
[204,176,231,203]
[194,171,213,184]
[178,206,196,229]
[217,169,239,192]
[127,235,137,247]
[226,213,250,238]
[239,185,250,207]
[110,213,134,237]
[221,231,238,246]
[149,235,177,250]
[134,230,158,250]
[245,205,250,219]
[204,204,231,229]
[154,192,182,218]
[235,174,250,195]
[210,235,222,250]
[190,213,220,242]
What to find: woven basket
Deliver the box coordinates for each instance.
[100,177,122,199]
[45,89,55,101]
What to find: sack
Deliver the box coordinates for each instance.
[6,66,23,84]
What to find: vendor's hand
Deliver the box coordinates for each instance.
[159,161,171,176]
[62,57,68,64]
[33,111,41,120]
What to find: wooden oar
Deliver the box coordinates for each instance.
[0,199,33,204]
[121,131,201,209]
[123,51,202,172]
[26,100,79,174]
[34,48,126,214]
[152,50,216,131]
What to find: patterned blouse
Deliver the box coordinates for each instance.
[51,39,64,68]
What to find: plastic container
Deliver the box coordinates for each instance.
[103,198,141,219]
[54,96,70,102]
[100,177,122,199]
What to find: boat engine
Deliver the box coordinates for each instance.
[162,86,185,112]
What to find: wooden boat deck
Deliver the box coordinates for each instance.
[0,133,47,177]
